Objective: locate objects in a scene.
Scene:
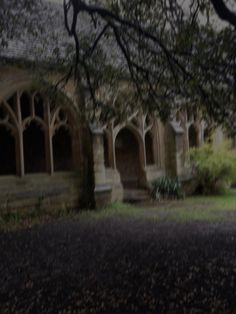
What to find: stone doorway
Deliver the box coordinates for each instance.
[115,128,143,189]
[189,124,198,148]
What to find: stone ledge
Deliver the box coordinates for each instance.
[94,184,112,193]
[94,184,112,208]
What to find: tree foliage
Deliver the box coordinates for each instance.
[190,142,236,194]
[62,0,236,128]
[1,0,236,129]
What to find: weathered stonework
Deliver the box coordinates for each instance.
[0,65,227,211]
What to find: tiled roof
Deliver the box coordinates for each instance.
[0,1,78,63]
[0,1,124,71]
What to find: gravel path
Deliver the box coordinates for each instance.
[1,216,236,313]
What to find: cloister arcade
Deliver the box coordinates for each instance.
[0,70,217,209]
[100,112,164,196]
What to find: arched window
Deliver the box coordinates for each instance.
[0,88,77,177]
[34,93,44,119]
[145,131,155,165]
[20,92,31,120]
[0,126,16,175]
[23,121,46,173]
[189,124,198,148]
[53,126,73,171]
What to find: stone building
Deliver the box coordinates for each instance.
[0,2,225,211]
[0,63,211,210]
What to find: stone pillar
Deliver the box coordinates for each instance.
[16,92,25,177]
[175,133,185,177]
[92,128,106,185]
[16,130,25,177]
[169,121,185,178]
[45,104,53,175]
[90,126,111,208]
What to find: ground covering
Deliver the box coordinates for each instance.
[1,191,236,313]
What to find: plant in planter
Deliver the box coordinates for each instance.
[151,176,184,201]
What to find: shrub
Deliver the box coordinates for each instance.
[151,176,183,200]
[190,142,236,195]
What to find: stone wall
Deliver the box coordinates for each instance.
[0,173,81,212]
[0,65,85,212]
[1,63,225,210]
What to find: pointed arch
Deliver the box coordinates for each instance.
[0,77,80,177]
[115,127,144,188]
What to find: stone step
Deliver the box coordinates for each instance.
[124,188,150,203]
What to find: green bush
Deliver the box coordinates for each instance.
[151,176,183,200]
[190,142,236,195]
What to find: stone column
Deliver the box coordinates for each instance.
[92,127,106,185]
[175,133,185,177]
[170,121,185,177]
[16,92,25,177]
[45,104,53,175]
[90,126,111,207]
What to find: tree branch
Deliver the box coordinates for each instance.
[210,0,236,28]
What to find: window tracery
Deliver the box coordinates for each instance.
[0,89,76,176]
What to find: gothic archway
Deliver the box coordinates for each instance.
[0,80,80,177]
[115,128,143,188]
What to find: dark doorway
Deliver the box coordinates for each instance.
[204,128,213,144]
[115,128,142,188]
[0,126,16,175]
[53,127,73,171]
[145,132,155,165]
[189,125,198,148]
[23,121,46,173]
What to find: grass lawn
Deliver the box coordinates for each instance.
[1,190,236,231]
[81,189,236,223]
